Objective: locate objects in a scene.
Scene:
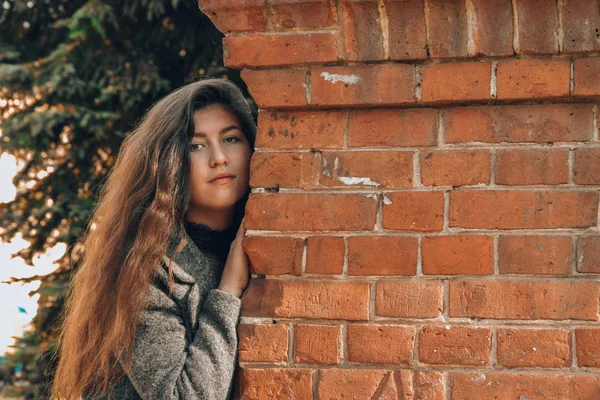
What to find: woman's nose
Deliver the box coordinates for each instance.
[209,144,228,166]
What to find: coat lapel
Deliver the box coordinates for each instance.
[154,223,224,338]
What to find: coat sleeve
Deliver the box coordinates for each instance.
[123,281,242,400]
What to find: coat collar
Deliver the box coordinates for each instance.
[156,223,207,285]
[158,255,197,284]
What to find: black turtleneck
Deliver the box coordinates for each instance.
[183,220,237,262]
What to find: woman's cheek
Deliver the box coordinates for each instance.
[189,165,205,199]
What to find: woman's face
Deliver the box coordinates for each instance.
[188,104,251,215]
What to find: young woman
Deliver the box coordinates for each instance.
[51,79,255,399]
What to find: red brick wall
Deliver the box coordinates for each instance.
[199,0,600,398]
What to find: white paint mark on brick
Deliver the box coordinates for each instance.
[365,193,378,200]
[557,0,564,52]
[511,0,520,54]
[383,194,392,205]
[377,0,390,60]
[239,316,275,324]
[570,59,574,95]
[490,62,498,99]
[306,70,312,105]
[320,72,362,85]
[568,148,574,184]
[424,0,431,58]
[322,157,332,177]
[337,176,381,186]
[473,373,487,383]
[415,65,423,101]
[465,0,477,56]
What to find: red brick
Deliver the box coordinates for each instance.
[450,190,599,229]
[242,236,303,275]
[421,62,491,103]
[349,108,438,147]
[577,235,600,273]
[347,236,418,276]
[319,151,413,188]
[382,191,445,231]
[419,326,492,366]
[574,147,600,184]
[497,328,571,368]
[574,57,600,98]
[202,7,267,33]
[394,370,422,399]
[224,33,338,68]
[347,324,415,365]
[422,236,494,275]
[498,235,573,275]
[451,373,600,400]
[242,279,370,320]
[237,368,312,399]
[426,0,468,58]
[318,369,414,399]
[575,328,600,367]
[341,1,383,61]
[249,152,317,189]
[306,237,344,275]
[241,69,307,108]
[449,279,600,320]
[270,1,337,30]
[496,59,570,100]
[470,0,514,56]
[562,0,600,53]
[415,371,445,400]
[514,0,558,54]
[256,110,345,150]
[238,324,289,363]
[420,150,490,186]
[386,0,428,60]
[444,104,595,144]
[495,148,569,185]
[295,324,339,365]
[375,280,444,318]
[246,193,378,231]
[311,64,416,106]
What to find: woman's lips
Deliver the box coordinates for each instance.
[211,176,234,184]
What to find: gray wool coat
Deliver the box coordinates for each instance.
[89,228,242,400]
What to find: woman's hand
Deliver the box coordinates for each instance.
[218,217,250,298]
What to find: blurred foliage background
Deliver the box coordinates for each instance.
[0,0,244,397]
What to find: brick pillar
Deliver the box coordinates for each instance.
[199,0,600,398]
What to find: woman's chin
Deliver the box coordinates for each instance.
[190,186,246,210]
[206,196,241,210]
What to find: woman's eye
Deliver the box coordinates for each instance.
[191,137,239,151]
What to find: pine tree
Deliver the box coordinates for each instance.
[0,1,244,397]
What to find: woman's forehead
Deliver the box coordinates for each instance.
[193,104,240,130]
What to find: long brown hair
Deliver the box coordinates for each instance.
[51,78,256,399]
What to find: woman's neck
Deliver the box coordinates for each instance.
[185,207,234,230]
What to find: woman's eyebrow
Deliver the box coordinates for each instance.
[194,125,241,137]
